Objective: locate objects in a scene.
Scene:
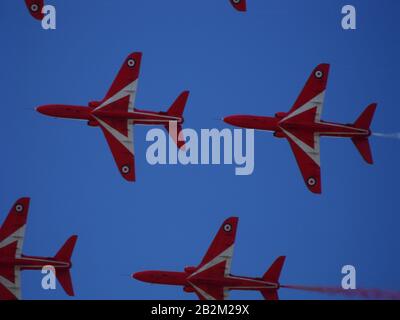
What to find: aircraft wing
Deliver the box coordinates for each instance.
[98,52,142,113]
[283,130,322,194]
[284,63,330,121]
[229,0,247,12]
[92,52,142,182]
[25,0,45,20]
[277,64,329,194]
[95,117,136,182]
[0,198,30,258]
[0,267,21,300]
[190,283,228,300]
[189,217,238,281]
[0,198,29,300]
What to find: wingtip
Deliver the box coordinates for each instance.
[230,0,247,12]
[25,0,45,20]
[69,235,79,243]
[224,217,239,226]
[308,184,322,195]
[13,197,31,210]
[127,52,143,59]
[314,63,330,75]
[16,197,31,203]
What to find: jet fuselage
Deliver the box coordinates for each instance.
[36,104,183,126]
[0,256,69,270]
[132,270,278,291]
[223,115,371,138]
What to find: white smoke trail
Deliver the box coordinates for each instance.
[373,132,400,140]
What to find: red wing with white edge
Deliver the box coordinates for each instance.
[0,198,30,258]
[283,130,322,194]
[92,53,142,182]
[99,52,142,112]
[283,64,330,123]
[0,198,29,300]
[0,267,21,300]
[96,118,135,182]
[189,217,238,280]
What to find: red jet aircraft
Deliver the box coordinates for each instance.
[230,0,247,12]
[25,0,45,20]
[224,64,377,194]
[133,217,286,300]
[37,52,189,182]
[0,198,78,300]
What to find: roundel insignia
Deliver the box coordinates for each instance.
[15,204,24,213]
[314,70,324,79]
[31,4,39,12]
[127,58,136,68]
[121,165,130,174]
[307,177,317,187]
[223,223,232,232]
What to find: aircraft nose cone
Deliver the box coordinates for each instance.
[132,271,145,282]
[223,116,231,123]
[36,105,50,115]
[223,115,237,125]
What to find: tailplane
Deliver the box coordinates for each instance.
[352,103,377,164]
[260,256,286,300]
[165,91,190,149]
[56,269,75,297]
[352,138,373,164]
[54,235,78,296]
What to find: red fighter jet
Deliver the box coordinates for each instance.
[224,64,377,194]
[25,0,45,20]
[0,198,78,300]
[229,0,247,12]
[133,217,286,300]
[37,52,189,182]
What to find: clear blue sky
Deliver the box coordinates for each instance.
[0,0,400,300]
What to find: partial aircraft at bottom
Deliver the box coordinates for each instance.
[133,217,286,300]
[0,198,78,300]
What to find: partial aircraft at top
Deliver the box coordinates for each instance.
[224,64,377,194]
[0,198,78,300]
[229,0,247,12]
[133,217,286,300]
[25,0,44,20]
[37,52,190,182]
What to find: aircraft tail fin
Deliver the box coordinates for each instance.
[54,235,78,262]
[352,137,373,164]
[263,256,286,283]
[351,104,376,165]
[167,91,190,117]
[260,256,286,300]
[354,103,377,130]
[54,236,78,296]
[164,91,190,149]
